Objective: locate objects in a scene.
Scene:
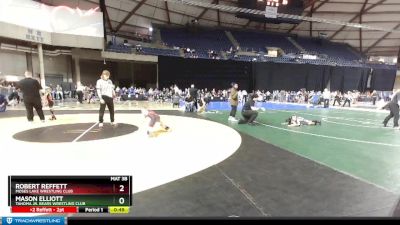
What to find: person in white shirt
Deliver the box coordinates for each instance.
[242,90,248,102]
[96,70,116,128]
[56,85,63,100]
[238,90,243,104]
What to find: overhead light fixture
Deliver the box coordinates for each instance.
[149,27,153,32]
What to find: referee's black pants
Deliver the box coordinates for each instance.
[24,97,45,121]
[99,95,114,123]
[240,110,258,124]
[77,91,83,103]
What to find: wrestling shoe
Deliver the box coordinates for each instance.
[99,123,104,128]
[248,122,257,126]
[229,116,238,122]
[383,122,387,127]
[111,122,118,127]
[49,115,56,120]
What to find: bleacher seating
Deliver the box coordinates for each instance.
[141,47,180,57]
[106,44,132,54]
[104,27,395,69]
[231,30,298,54]
[295,37,361,61]
[160,28,232,59]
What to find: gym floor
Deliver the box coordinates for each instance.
[1,102,399,217]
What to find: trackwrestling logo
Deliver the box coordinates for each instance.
[1,217,64,225]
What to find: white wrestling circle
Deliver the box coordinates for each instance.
[0,114,242,216]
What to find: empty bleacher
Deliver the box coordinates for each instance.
[231,30,299,54]
[295,37,361,62]
[160,28,232,59]
[141,47,180,57]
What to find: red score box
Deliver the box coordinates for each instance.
[12,206,77,213]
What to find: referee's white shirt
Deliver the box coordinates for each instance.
[96,79,114,98]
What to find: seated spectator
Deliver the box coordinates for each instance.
[56,85,63,100]
[123,40,131,47]
[135,44,143,53]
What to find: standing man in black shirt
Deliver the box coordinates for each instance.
[17,71,45,122]
[239,94,261,125]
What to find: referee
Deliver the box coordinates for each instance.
[383,89,399,128]
[17,71,45,122]
[238,93,259,125]
[96,70,116,128]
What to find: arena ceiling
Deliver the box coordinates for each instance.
[37,0,400,57]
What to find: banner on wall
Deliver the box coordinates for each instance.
[0,0,103,37]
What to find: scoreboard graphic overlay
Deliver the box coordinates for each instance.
[8,176,132,214]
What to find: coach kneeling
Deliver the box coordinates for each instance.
[239,94,259,125]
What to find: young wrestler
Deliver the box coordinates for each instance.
[141,109,170,137]
[42,87,56,120]
[285,115,321,127]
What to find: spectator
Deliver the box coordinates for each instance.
[76,83,84,104]
[189,84,198,110]
[228,82,239,122]
[342,91,352,107]
[0,93,7,112]
[322,88,330,108]
[371,90,378,105]
[56,84,63,100]
[333,91,342,106]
